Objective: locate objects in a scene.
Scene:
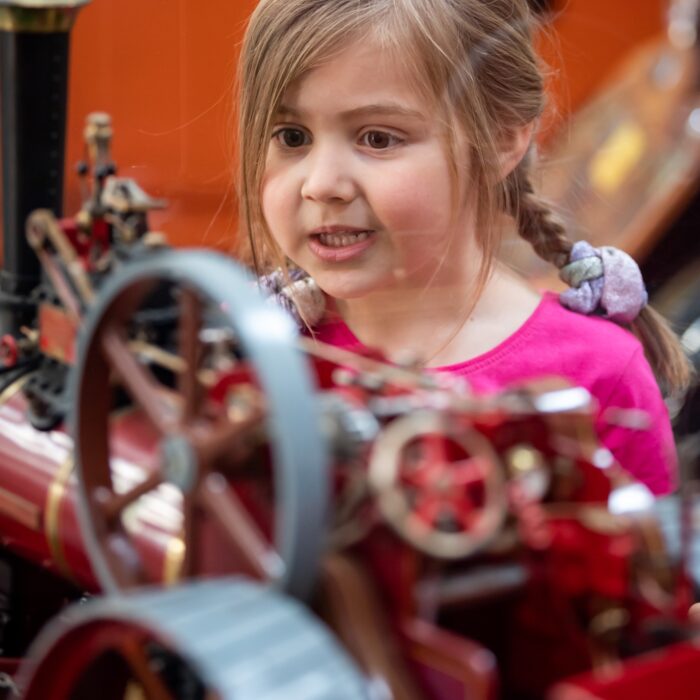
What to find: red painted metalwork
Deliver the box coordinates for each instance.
[38,304,77,364]
[0,388,177,590]
[550,642,700,699]
[3,3,700,697]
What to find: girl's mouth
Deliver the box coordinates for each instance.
[317,231,371,247]
[308,230,376,262]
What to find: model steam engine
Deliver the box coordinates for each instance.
[1,2,700,698]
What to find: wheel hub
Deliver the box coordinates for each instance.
[160,434,199,492]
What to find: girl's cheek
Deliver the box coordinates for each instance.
[377,181,442,229]
[261,178,290,222]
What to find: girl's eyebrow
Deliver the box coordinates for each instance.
[276,102,426,121]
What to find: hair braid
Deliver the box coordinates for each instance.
[506,157,572,270]
[505,157,692,395]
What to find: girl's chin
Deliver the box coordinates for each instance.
[312,273,392,301]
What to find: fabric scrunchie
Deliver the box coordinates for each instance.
[258,268,326,328]
[559,241,648,323]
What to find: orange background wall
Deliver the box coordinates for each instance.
[540,0,666,126]
[64,0,667,249]
[65,0,258,250]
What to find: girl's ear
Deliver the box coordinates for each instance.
[498,121,536,180]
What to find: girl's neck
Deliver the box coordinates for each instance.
[333,281,473,360]
[332,263,541,367]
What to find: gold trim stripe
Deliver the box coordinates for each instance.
[0,374,29,408]
[44,455,75,580]
[162,537,185,586]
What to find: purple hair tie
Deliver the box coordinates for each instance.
[258,268,325,327]
[559,241,648,323]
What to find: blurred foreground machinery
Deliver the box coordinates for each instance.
[2,2,700,700]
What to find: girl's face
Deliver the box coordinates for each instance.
[261,40,476,300]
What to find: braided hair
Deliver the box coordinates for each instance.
[506,153,691,395]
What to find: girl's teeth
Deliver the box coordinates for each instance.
[318,231,370,247]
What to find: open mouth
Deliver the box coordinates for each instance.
[315,230,372,248]
[308,229,377,262]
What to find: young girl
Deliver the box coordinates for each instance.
[236,0,691,496]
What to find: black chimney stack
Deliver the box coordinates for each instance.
[0,0,89,334]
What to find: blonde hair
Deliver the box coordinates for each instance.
[236,0,691,393]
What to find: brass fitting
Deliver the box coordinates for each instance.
[0,0,90,33]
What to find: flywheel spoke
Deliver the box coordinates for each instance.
[421,434,449,466]
[455,502,479,529]
[96,472,164,522]
[414,493,445,526]
[402,460,442,488]
[198,474,285,581]
[101,326,179,435]
[120,636,176,700]
[197,405,266,466]
[177,287,205,423]
[451,456,489,486]
[180,496,203,578]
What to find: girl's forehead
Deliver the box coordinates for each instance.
[279,40,432,116]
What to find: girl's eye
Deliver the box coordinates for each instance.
[361,131,401,150]
[273,128,309,148]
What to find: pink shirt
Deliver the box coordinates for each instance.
[314,293,677,495]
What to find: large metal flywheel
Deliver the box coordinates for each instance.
[71,250,329,598]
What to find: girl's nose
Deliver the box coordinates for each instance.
[301,145,357,204]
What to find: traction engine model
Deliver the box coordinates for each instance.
[1,2,700,699]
